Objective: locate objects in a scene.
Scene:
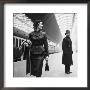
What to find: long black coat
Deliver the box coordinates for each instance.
[62,36,73,65]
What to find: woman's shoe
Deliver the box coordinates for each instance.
[65,72,69,74]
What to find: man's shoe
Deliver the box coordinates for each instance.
[65,72,69,74]
[69,72,72,73]
[65,72,72,74]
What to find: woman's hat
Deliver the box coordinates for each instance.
[33,20,42,28]
[65,30,70,35]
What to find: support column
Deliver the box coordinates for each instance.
[15,37,16,47]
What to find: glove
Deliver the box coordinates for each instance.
[72,51,73,54]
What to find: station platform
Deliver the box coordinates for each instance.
[13,51,77,77]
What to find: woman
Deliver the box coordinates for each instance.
[62,30,73,74]
[29,20,49,77]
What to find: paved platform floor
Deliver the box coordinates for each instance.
[13,51,77,77]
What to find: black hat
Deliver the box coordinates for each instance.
[65,30,70,35]
[33,20,42,29]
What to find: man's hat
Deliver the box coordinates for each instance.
[65,30,70,35]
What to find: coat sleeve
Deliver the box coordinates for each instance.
[43,34,49,56]
[69,39,73,54]
[62,38,69,54]
[62,38,66,52]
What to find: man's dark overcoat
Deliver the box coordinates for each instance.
[62,36,73,65]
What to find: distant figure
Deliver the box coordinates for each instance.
[62,30,73,74]
[19,39,32,75]
[29,20,49,77]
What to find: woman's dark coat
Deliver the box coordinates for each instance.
[62,36,73,65]
[29,31,49,77]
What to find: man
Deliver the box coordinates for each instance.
[62,30,73,74]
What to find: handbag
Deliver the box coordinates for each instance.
[45,58,49,71]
